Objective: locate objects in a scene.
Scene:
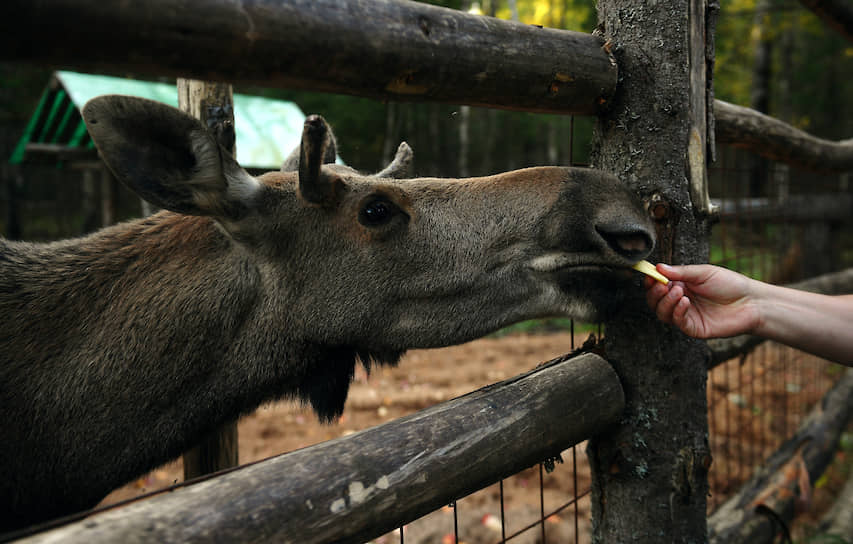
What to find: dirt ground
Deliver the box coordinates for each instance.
[98,333,846,543]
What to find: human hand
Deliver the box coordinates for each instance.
[644,264,761,339]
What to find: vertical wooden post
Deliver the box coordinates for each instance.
[99,167,117,227]
[177,78,239,479]
[588,1,717,542]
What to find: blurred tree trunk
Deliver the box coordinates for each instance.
[4,169,22,240]
[80,167,99,234]
[177,78,240,480]
[458,105,471,177]
[100,167,116,227]
[382,101,399,169]
[748,0,772,197]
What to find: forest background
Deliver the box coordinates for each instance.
[0,0,851,239]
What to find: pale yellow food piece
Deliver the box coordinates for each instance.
[632,260,669,284]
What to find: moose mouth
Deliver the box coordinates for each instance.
[527,252,636,279]
[526,253,640,319]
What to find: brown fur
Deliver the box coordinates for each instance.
[0,96,654,531]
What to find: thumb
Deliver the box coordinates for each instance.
[657,263,715,283]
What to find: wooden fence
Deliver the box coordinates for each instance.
[3,0,853,542]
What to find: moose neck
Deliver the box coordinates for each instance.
[0,212,275,523]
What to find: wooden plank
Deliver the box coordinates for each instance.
[19,352,623,544]
[1,0,617,115]
[176,78,240,479]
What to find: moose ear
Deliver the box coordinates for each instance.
[82,95,260,218]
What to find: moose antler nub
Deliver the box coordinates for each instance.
[298,115,336,204]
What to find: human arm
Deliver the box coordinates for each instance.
[645,263,853,366]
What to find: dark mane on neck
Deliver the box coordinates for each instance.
[298,346,403,422]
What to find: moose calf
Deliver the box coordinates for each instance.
[0,95,654,531]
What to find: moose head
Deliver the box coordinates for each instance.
[0,95,654,530]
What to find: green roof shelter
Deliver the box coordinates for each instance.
[11,71,313,170]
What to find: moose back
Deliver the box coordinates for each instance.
[0,95,654,531]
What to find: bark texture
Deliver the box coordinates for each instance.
[587,1,714,542]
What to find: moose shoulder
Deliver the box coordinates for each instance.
[0,95,654,531]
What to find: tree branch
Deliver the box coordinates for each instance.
[799,0,853,43]
[708,369,853,543]
[714,99,853,173]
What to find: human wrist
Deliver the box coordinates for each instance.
[742,275,770,336]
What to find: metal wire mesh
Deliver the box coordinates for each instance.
[380,143,849,543]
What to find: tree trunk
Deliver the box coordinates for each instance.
[587,1,716,542]
[176,79,239,480]
[748,0,772,196]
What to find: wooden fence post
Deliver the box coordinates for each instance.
[587,1,717,542]
[177,79,239,479]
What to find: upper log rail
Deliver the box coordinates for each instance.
[16,352,623,544]
[1,0,617,115]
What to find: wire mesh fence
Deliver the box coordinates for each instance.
[371,141,850,543]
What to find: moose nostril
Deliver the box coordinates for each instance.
[595,224,654,261]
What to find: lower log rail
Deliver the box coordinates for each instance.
[708,368,853,544]
[19,351,623,544]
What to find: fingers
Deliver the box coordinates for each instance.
[656,263,715,283]
[646,280,687,325]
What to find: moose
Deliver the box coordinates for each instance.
[0,95,654,531]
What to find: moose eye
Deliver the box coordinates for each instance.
[359,198,397,227]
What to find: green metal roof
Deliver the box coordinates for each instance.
[11,71,312,169]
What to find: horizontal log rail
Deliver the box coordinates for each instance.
[708,368,853,543]
[714,99,853,173]
[2,0,617,115]
[707,267,853,368]
[713,194,853,223]
[19,351,623,544]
